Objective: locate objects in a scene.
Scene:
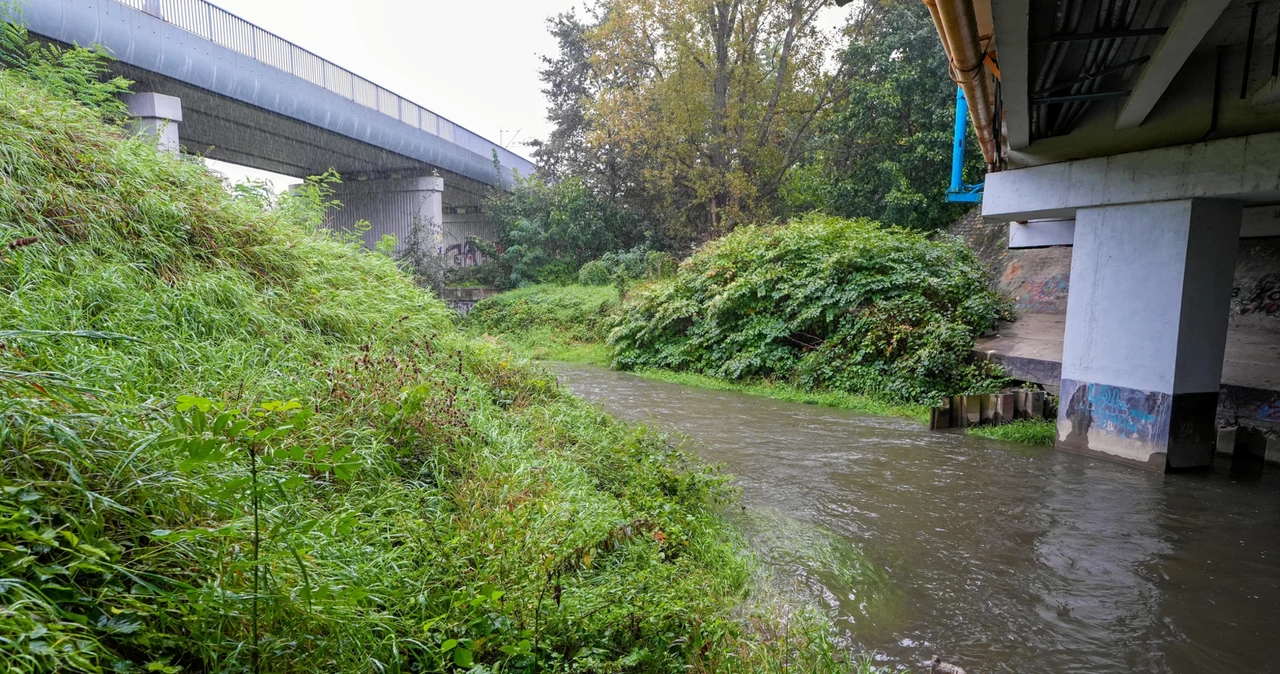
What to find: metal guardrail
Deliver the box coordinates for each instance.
[118,0,530,172]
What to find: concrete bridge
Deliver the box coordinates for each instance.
[929,0,1280,471]
[20,0,536,255]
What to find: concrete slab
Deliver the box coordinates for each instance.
[975,312,1280,393]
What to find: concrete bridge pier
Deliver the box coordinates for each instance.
[982,131,1280,472]
[1057,199,1242,470]
[124,92,182,153]
[325,175,444,256]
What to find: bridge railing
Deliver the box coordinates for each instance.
[116,0,533,176]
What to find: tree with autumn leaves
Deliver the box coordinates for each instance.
[524,0,977,256]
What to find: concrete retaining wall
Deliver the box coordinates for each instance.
[947,211,1073,314]
[439,287,499,316]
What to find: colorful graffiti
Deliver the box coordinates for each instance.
[1017,273,1070,313]
[1257,400,1280,423]
[1238,273,1280,318]
[1061,379,1171,448]
[448,300,480,316]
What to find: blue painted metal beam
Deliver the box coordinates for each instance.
[947,86,984,204]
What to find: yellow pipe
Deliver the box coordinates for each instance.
[923,0,999,167]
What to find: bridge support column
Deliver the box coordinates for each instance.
[1057,199,1242,471]
[326,175,444,256]
[124,92,182,153]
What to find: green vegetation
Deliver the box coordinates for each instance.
[479,176,653,288]
[535,2,973,247]
[577,248,676,287]
[781,2,980,231]
[459,286,925,421]
[462,284,619,364]
[968,419,1058,447]
[0,47,882,673]
[461,211,1012,422]
[612,214,1009,404]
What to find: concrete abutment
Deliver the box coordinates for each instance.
[124,92,182,154]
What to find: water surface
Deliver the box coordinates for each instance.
[552,363,1280,674]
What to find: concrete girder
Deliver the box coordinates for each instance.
[21,0,534,188]
[982,130,1280,221]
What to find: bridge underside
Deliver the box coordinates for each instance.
[964,0,1280,472]
[24,0,529,270]
[116,65,484,183]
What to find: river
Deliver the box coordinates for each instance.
[551,363,1280,674]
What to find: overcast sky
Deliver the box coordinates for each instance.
[202,0,854,188]
[205,0,579,186]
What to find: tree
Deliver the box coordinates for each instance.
[537,0,847,249]
[483,174,653,287]
[782,1,982,231]
[530,11,597,183]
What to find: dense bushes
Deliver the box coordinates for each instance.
[577,247,677,286]
[0,56,867,672]
[611,214,1009,403]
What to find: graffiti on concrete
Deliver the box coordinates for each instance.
[1236,273,1280,317]
[1061,379,1171,450]
[1258,400,1280,423]
[1001,261,1070,313]
[444,241,483,267]
[1019,273,1070,312]
[449,300,479,316]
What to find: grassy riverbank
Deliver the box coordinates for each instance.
[461,286,929,422]
[462,284,618,364]
[0,58,885,672]
[632,370,930,423]
[968,419,1057,446]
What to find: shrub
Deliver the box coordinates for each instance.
[578,247,678,286]
[484,175,655,287]
[610,213,1010,403]
[577,259,613,285]
[463,285,619,342]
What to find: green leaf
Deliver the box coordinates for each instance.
[453,647,473,667]
[441,638,458,652]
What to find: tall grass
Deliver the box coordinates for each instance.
[462,284,619,365]
[0,65,875,672]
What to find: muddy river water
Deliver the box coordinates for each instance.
[551,363,1280,674]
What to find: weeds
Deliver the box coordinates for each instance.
[461,284,620,365]
[460,285,929,422]
[968,419,1057,447]
[611,214,1011,403]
